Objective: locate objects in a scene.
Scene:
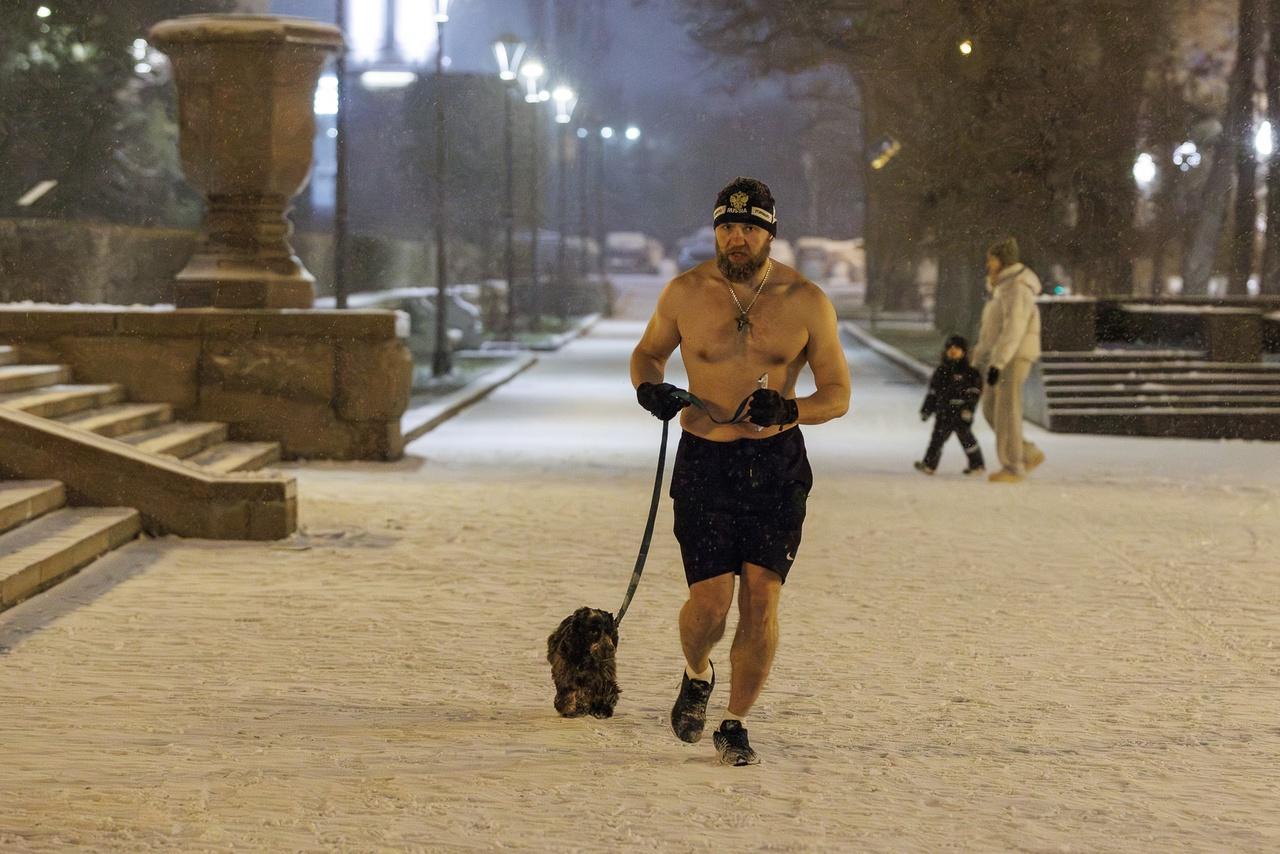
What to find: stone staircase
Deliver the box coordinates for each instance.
[0,344,286,611]
[0,345,281,473]
[1028,350,1280,440]
[0,479,141,611]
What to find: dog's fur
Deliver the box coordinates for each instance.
[546,607,620,718]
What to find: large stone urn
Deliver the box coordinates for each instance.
[149,15,342,309]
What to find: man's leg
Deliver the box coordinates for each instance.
[671,572,734,743]
[726,563,783,717]
[679,573,735,673]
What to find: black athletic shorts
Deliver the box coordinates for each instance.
[669,427,813,586]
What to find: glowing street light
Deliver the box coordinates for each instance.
[552,85,578,124]
[959,39,974,56]
[1256,121,1274,159]
[600,126,614,140]
[36,6,51,18]
[624,125,641,141]
[1133,152,1157,188]
[521,59,544,103]
[492,33,525,82]
[1173,141,1201,172]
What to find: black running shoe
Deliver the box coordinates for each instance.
[713,720,759,766]
[670,663,715,743]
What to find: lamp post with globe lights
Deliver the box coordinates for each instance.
[552,84,578,319]
[521,60,548,322]
[493,33,526,336]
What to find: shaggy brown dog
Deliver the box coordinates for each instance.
[546,607,620,718]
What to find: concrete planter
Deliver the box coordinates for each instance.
[149,15,342,310]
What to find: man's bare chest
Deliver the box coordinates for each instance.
[678,292,808,367]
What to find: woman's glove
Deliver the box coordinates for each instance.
[747,389,799,427]
[636,382,690,421]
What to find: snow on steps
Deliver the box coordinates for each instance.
[0,480,140,611]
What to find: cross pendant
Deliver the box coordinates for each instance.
[736,314,751,333]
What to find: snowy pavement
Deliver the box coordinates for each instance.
[2,287,1279,851]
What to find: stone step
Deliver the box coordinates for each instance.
[1044,386,1280,402]
[0,480,65,536]
[0,364,71,394]
[1043,362,1280,374]
[116,420,228,459]
[0,345,16,366]
[0,383,126,418]
[1048,410,1280,440]
[184,441,282,474]
[57,402,174,438]
[1042,349,1205,361]
[0,506,141,611]
[1049,395,1280,409]
[1043,371,1280,384]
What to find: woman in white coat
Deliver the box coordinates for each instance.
[971,238,1046,483]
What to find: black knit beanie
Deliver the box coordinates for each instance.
[713,177,778,236]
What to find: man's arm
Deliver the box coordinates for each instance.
[796,292,851,424]
[630,280,682,387]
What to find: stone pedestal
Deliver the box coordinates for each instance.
[1038,297,1097,352]
[149,15,342,309]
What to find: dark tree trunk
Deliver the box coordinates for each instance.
[1229,0,1263,295]
[1263,0,1280,294]
[1186,0,1260,296]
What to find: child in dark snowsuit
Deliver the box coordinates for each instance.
[914,335,986,475]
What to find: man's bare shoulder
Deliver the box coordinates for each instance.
[661,263,715,304]
[770,262,831,305]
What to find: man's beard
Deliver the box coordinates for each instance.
[716,241,771,283]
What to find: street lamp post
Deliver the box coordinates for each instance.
[521,61,546,325]
[493,35,526,337]
[552,84,577,321]
[432,0,451,377]
[333,0,350,309]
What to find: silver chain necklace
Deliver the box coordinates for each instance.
[725,259,773,333]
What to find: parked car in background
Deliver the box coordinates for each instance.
[676,226,716,271]
[770,238,795,268]
[605,231,663,274]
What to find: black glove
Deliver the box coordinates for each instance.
[747,388,799,427]
[636,381,689,421]
[920,411,931,422]
[986,366,1000,387]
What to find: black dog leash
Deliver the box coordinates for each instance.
[614,391,753,626]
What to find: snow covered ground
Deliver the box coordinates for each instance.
[2,277,1278,851]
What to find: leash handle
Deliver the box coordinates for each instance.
[615,418,668,626]
[670,388,753,425]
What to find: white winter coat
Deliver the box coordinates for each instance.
[972,263,1043,370]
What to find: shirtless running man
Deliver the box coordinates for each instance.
[630,177,851,765]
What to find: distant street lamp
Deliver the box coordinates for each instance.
[624,125,641,142]
[1256,121,1274,159]
[493,33,526,337]
[1133,152,1157,189]
[432,0,451,376]
[959,39,974,56]
[521,59,546,322]
[552,85,578,319]
[1173,141,1201,172]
